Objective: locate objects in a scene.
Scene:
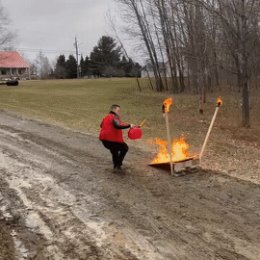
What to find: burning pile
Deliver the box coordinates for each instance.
[150,96,223,173]
[151,137,195,165]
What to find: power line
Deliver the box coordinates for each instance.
[14,47,88,56]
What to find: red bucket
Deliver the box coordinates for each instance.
[128,127,143,140]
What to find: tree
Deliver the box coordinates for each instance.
[35,51,52,79]
[119,56,141,77]
[116,0,260,126]
[0,2,15,48]
[55,55,67,79]
[80,55,84,77]
[80,55,91,77]
[194,0,260,126]
[29,63,37,76]
[90,36,121,76]
[66,55,77,79]
[84,56,91,76]
[117,0,166,91]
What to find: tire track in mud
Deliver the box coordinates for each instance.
[0,112,259,260]
[0,125,221,259]
[17,128,258,260]
[0,126,162,259]
[0,124,173,260]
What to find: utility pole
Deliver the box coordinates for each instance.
[74,36,80,79]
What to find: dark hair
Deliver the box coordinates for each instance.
[110,104,120,110]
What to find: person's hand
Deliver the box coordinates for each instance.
[130,124,135,128]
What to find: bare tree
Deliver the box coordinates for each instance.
[0,2,15,49]
[35,51,52,79]
[115,0,260,126]
[117,0,166,91]
[193,0,260,126]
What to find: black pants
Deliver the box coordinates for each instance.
[102,141,129,168]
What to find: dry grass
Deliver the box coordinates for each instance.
[0,78,259,143]
[0,78,259,182]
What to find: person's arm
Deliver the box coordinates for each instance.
[113,119,131,129]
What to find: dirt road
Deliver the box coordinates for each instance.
[0,111,259,260]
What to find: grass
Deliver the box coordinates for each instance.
[0,78,260,183]
[0,78,169,136]
[0,78,259,150]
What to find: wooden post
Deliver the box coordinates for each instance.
[139,119,146,127]
[165,112,174,175]
[163,97,174,175]
[200,97,222,161]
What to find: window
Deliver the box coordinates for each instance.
[1,69,7,75]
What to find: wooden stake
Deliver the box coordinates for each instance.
[165,112,174,175]
[200,106,220,161]
[139,119,146,127]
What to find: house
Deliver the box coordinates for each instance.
[0,51,30,80]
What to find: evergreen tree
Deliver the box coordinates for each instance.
[66,55,77,79]
[84,56,90,76]
[118,56,142,77]
[54,37,141,79]
[80,55,91,77]
[55,55,66,79]
[90,36,121,76]
[80,55,85,77]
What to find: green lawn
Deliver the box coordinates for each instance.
[0,78,259,149]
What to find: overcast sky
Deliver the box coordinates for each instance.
[2,0,126,63]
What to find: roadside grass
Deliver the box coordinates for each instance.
[0,78,259,151]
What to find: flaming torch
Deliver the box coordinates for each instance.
[162,97,174,175]
[200,97,223,160]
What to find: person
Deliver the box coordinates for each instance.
[99,104,134,171]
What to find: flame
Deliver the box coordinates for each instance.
[151,137,192,164]
[217,96,223,107]
[163,97,173,113]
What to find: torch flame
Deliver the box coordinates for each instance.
[217,96,223,107]
[163,97,173,113]
[151,137,193,164]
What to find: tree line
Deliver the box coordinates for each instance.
[117,0,260,127]
[54,36,141,79]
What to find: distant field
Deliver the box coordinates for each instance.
[0,78,259,144]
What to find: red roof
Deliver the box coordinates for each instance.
[0,51,29,68]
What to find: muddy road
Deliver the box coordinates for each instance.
[0,111,259,260]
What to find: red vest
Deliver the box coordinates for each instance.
[99,114,124,143]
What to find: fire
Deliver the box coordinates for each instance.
[217,96,223,107]
[151,137,191,164]
[163,97,173,113]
